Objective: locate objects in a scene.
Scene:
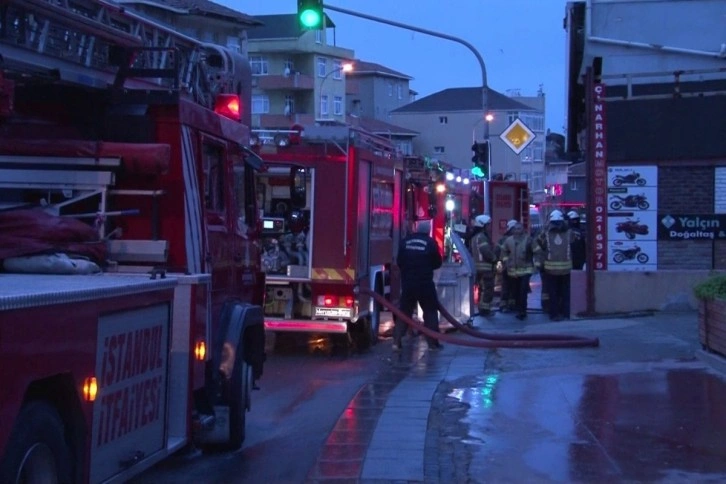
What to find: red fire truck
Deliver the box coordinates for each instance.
[0,0,266,482]
[253,125,402,350]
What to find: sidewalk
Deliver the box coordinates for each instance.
[306,307,726,483]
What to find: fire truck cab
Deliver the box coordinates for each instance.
[0,0,266,481]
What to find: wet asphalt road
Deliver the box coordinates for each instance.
[131,333,393,483]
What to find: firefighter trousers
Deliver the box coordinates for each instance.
[540,272,550,312]
[547,272,571,319]
[395,281,440,347]
[476,270,495,315]
[508,274,531,318]
[499,269,514,310]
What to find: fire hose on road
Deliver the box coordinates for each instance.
[360,287,600,349]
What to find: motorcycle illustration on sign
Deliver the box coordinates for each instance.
[612,171,647,187]
[612,245,649,264]
[615,218,649,239]
[610,194,650,211]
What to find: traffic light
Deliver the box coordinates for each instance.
[471,141,489,179]
[298,0,324,30]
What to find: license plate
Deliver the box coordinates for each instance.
[314,307,352,318]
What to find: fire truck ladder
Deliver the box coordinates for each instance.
[0,0,245,107]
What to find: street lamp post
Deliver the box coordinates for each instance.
[319,62,353,118]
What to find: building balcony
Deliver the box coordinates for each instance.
[254,73,315,91]
[253,113,315,129]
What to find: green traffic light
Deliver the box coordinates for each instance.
[299,8,322,28]
[471,166,485,178]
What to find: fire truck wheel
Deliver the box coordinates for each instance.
[0,401,73,484]
[228,360,251,449]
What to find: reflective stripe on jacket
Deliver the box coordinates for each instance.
[536,227,576,275]
[470,230,495,272]
[501,234,538,277]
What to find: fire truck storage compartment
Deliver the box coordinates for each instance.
[258,164,312,280]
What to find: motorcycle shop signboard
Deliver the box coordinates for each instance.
[607,166,658,272]
[657,214,726,240]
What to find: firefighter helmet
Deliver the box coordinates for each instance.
[506,219,518,231]
[567,210,580,220]
[549,210,565,222]
[473,214,491,227]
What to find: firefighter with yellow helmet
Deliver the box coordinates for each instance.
[469,214,496,316]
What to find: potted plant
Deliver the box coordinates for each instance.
[694,274,726,356]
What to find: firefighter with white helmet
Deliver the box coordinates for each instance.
[469,214,496,316]
[535,209,582,321]
[566,210,586,270]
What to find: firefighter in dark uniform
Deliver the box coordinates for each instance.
[393,220,444,351]
[567,210,587,270]
[469,214,496,316]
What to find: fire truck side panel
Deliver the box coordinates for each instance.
[488,181,530,243]
[311,160,347,272]
[0,275,177,483]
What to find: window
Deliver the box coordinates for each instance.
[251,95,269,114]
[388,83,393,96]
[203,142,225,212]
[333,96,342,115]
[284,95,295,115]
[439,116,448,124]
[507,111,519,124]
[333,60,342,79]
[249,56,268,76]
[284,59,294,75]
[315,30,322,44]
[533,140,544,161]
[522,147,534,161]
[317,57,327,77]
[320,95,328,116]
[434,146,445,154]
[395,140,413,155]
[570,179,579,191]
[397,84,402,99]
[226,35,240,52]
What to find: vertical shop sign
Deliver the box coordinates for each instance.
[590,83,608,270]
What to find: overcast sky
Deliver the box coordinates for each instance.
[225,0,571,133]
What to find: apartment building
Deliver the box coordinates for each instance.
[245,14,354,129]
[389,87,547,201]
[346,60,419,155]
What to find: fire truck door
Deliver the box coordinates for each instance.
[357,161,371,276]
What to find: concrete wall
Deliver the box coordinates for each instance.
[584,0,726,83]
[592,270,721,313]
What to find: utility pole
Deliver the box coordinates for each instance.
[321,3,491,166]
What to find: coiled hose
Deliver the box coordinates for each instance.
[360,287,599,349]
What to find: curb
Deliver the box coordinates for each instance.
[696,348,726,375]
